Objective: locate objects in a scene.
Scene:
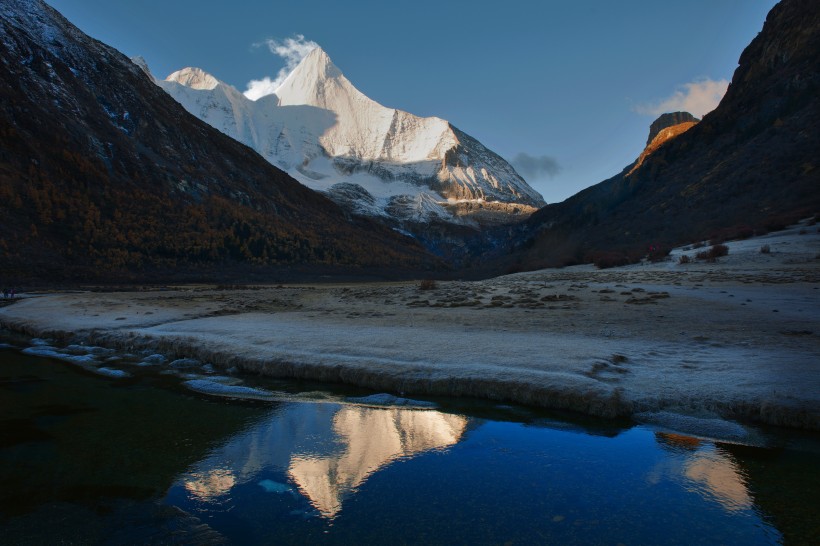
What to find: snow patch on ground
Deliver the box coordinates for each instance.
[63,344,114,356]
[138,354,166,366]
[21,346,98,365]
[182,379,274,401]
[170,358,201,369]
[95,367,130,378]
[634,411,752,443]
[346,393,438,409]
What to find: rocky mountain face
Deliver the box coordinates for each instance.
[627,114,699,176]
[645,111,699,145]
[0,0,440,283]
[155,48,545,232]
[507,0,820,270]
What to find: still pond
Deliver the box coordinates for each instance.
[1,341,818,545]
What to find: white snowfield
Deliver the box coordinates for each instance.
[3,227,819,434]
[151,48,544,223]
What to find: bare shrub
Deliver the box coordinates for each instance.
[710,244,729,257]
[678,254,691,264]
[696,244,729,262]
[590,251,631,269]
[760,244,771,254]
[418,279,438,291]
[647,245,671,263]
[692,241,705,249]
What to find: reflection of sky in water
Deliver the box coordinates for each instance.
[172,403,467,518]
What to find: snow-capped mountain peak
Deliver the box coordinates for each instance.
[274,47,348,108]
[274,46,342,103]
[272,47,453,166]
[155,47,546,229]
[274,47,368,111]
[166,67,220,90]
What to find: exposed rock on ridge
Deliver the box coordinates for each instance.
[628,113,699,176]
[646,111,699,145]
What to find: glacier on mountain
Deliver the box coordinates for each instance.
[153,47,545,225]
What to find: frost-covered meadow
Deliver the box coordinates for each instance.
[2,224,818,435]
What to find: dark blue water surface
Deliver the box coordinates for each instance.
[1,344,818,545]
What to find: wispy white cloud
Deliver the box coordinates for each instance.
[635,78,729,118]
[244,76,280,101]
[510,153,561,180]
[244,34,319,101]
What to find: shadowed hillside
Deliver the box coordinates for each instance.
[0,0,440,284]
[511,0,819,270]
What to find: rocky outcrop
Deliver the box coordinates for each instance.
[628,114,699,176]
[442,200,538,226]
[646,111,699,145]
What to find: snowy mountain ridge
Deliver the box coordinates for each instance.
[153,47,545,226]
[166,67,220,90]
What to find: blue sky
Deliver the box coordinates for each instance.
[47,0,777,203]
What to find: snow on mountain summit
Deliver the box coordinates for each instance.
[155,47,546,226]
[166,67,220,90]
[275,46,455,166]
[274,47,341,102]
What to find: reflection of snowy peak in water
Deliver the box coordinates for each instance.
[181,403,468,518]
[154,47,544,226]
[289,405,467,517]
